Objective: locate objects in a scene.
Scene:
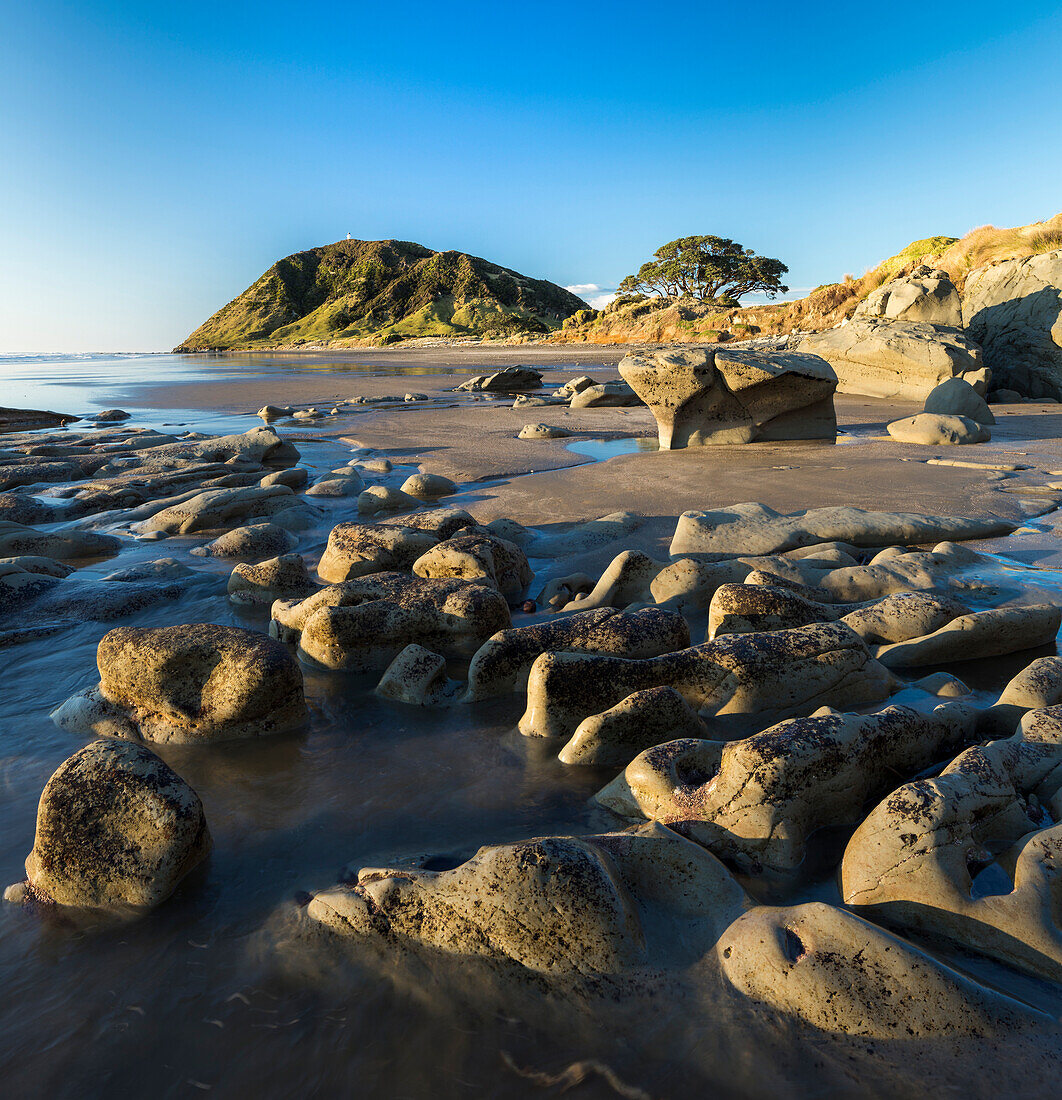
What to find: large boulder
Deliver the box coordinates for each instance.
[457,367,542,392]
[307,823,750,978]
[596,703,974,874]
[5,739,210,911]
[923,377,995,425]
[886,412,991,445]
[842,706,1062,983]
[964,250,1062,397]
[464,606,691,700]
[271,573,511,670]
[853,265,963,326]
[135,485,308,535]
[798,319,982,400]
[619,348,837,448]
[412,533,533,601]
[51,624,307,744]
[717,901,1039,1038]
[317,522,440,582]
[0,520,121,561]
[669,502,1013,558]
[568,380,642,408]
[518,620,892,740]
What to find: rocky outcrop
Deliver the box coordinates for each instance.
[568,380,642,408]
[798,319,982,400]
[923,377,995,425]
[51,624,307,744]
[619,348,837,448]
[964,250,1062,397]
[853,265,963,326]
[227,553,318,605]
[317,522,442,582]
[457,367,543,392]
[5,739,210,911]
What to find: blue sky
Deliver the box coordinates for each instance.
[2,1,1061,350]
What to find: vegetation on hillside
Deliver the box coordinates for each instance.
[176,239,588,350]
[556,212,1062,345]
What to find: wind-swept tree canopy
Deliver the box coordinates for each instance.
[617,235,789,304]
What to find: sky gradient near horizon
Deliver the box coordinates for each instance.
[2,1,1062,351]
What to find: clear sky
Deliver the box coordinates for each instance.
[2,1,1061,351]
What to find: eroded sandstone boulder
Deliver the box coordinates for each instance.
[135,485,308,535]
[886,412,991,445]
[964,250,1062,398]
[519,621,892,739]
[317,522,440,582]
[375,644,451,705]
[798,319,982,400]
[227,554,318,606]
[842,706,1062,983]
[619,348,836,448]
[0,520,121,561]
[271,573,511,670]
[412,533,532,601]
[51,624,307,744]
[923,377,995,425]
[569,380,642,408]
[457,367,543,392]
[717,901,1039,1037]
[190,522,298,559]
[307,822,750,977]
[597,703,973,874]
[464,607,691,700]
[669,503,1012,558]
[853,265,963,326]
[5,739,210,911]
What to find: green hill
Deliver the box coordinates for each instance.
[175,239,588,350]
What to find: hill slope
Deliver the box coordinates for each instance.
[555,213,1062,344]
[176,239,588,350]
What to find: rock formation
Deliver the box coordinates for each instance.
[619,347,837,448]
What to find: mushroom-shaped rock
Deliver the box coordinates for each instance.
[51,624,307,744]
[271,573,511,671]
[519,621,892,740]
[464,607,691,700]
[228,554,318,606]
[412,533,532,601]
[619,347,836,448]
[559,686,708,768]
[887,412,991,445]
[6,739,210,911]
[400,472,456,500]
[317,522,439,582]
[717,902,1040,1038]
[874,604,1061,668]
[307,823,750,978]
[597,703,973,874]
[841,706,1062,983]
[190,522,298,559]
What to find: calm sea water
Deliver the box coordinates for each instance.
[1,353,1060,1098]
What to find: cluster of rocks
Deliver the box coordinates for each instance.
[797,254,1062,401]
[7,400,1062,1053]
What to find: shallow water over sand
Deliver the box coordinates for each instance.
[4,354,1062,1098]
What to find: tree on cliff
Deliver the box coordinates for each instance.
[616,236,789,305]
